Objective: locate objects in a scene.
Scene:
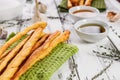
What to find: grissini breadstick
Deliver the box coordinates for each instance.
[79,0,85,5]
[70,0,79,6]
[0,36,30,74]
[0,32,34,60]
[41,31,61,50]
[12,30,70,80]
[0,50,11,60]
[84,0,93,6]
[0,27,44,80]
[68,0,72,9]
[0,22,47,58]
[31,34,50,52]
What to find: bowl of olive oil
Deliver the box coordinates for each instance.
[74,19,109,42]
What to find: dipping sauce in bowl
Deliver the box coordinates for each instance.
[73,10,96,18]
[74,19,109,42]
[78,24,106,34]
[69,6,100,21]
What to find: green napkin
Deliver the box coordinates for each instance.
[20,42,78,80]
[58,0,106,12]
[92,0,106,12]
[58,0,68,12]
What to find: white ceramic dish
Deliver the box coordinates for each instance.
[69,6,100,22]
[74,19,109,42]
[0,0,23,20]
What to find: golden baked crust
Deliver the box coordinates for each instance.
[31,34,50,52]
[67,0,72,9]
[0,36,30,74]
[79,0,85,5]
[12,30,70,80]
[84,0,93,6]
[0,28,44,80]
[0,22,47,58]
[70,0,79,6]
[0,20,71,80]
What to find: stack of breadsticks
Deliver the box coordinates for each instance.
[68,0,93,8]
[0,22,70,80]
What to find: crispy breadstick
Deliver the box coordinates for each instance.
[31,34,50,52]
[70,0,79,6]
[68,0,72,9]
[0,36,30,74]
[41,31,61,50]
[84,0,93,6]
[0,22,47,57]
[0,32,35,60]
[0,50,11,60]
[0,28,44,80]
[79,0,85,5]
[12,30,70,80]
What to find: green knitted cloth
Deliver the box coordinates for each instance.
[19,43,78,80]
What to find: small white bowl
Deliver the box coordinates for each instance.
[74,19,109,42]
[69,6,100,21]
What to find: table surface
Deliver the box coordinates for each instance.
[0,0,120,80]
